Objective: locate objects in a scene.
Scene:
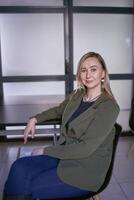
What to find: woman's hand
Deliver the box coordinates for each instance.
[24,118,37,144]
[31,147,44,156]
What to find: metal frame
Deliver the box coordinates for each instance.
[0,0,133,105]
[1,75,66,82]
[0,6,65,13]
[64,0,74,94]
[0,37,3,105]
[74,74,134,81]
[73,6,134,14]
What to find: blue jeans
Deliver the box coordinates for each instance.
[4,155,90,199]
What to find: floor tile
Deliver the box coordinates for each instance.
[121,182,134,200]
[109,174,117,184]
[100,183,128,200]
[114,155,134,182]
[116,137,134,157]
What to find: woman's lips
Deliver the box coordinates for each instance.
[85,80,93,83]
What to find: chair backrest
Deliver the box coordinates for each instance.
[96,123,122,194]
[129,96,134,131]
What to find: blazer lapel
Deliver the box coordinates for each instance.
[62,90,84,126]
[68,95,107,127]
[62,91,108,128]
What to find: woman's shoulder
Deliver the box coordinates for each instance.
[68,88,84,100]
[99,93,120,112]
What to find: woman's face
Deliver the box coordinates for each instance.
[80,57,105,91]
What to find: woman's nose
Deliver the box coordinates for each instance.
[86,70,91,78]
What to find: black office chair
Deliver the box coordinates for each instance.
[129,96,134,131]
[37,123,122,200]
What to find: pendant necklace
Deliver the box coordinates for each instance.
[83,94,101,102]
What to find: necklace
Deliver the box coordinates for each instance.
[83,94,101,102]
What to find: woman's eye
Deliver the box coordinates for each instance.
[81,69,86,73]
[91,68,97,72]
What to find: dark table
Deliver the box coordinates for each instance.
[0,104,60,128]
[0,104,61,143]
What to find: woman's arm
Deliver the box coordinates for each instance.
[34,93,72,123]
[24,93,72,144]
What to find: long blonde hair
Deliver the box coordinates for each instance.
[76,52,115,100]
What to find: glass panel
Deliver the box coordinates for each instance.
[73,14,132,74]
[110,80,132,110]
[0,0,63,6]
[4,82,65,95]
[0,14,64,75]
[3,82,65,104]
[117,110,130,131]
[73,0,133,7]
[108,80,132,131]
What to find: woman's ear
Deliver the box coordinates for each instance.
[101,70,105,79]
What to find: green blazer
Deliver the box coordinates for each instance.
[35,89,120,192]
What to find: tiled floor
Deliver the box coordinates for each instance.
[100,136,134,200]
[0,137,134,200]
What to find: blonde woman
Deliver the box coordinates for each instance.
[3,52,119,200]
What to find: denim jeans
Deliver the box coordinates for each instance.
[4,155,90,199]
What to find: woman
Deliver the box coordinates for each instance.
[3,52,120,200]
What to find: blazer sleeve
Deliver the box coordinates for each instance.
[35,93,72,123]
[44,99,120,159]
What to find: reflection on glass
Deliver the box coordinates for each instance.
[0,14,64,75]
[0,0,63,6]
[3,82,65,96]
[73,14,132,74]
[117,111,130,131]
[110,80,132,110]
[73,0,133,7]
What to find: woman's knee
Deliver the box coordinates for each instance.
[4,157,32,194]
[10,157,31,177]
